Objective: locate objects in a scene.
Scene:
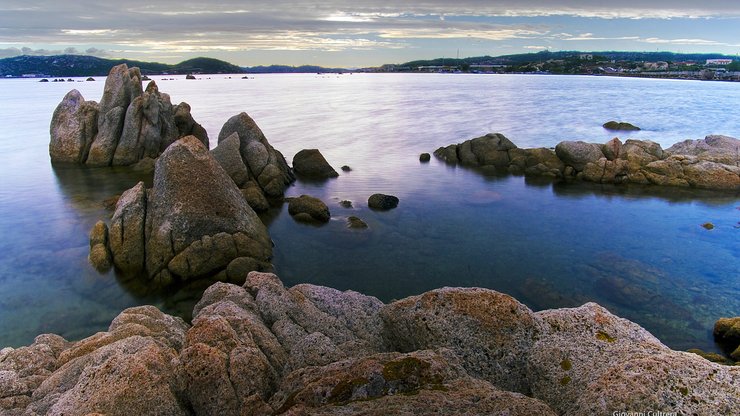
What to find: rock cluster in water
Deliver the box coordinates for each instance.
[49,64,208,166]
[435,133,740,191]
[1,273,737,415]
[90,136,274,287]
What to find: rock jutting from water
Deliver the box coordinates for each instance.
[368,193,399,210]
[603,120,641,131]
[292,148,339,179]
[435,133,740,191]
[287,195,331,223]
[49,64,208,167]
[89,136,273,287]
[1,272,737,415]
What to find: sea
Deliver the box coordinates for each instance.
[0,73,737,352]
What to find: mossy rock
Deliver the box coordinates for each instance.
[603,121,641,131]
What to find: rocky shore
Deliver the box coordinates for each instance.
[435,133,740,191]
[1,273,737,415]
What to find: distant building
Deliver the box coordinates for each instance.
[705,59,733,66]
[643,61,669,71]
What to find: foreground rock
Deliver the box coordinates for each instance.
[368,193,399,210]
[50,64,208,167]
[435,133,740,191]
[714,317,740,360]
[90,136,273,287]
[292,149,339,179]
[287,195,331,223]
[2,273,737,415]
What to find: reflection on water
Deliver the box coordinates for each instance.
[0,74,737,353]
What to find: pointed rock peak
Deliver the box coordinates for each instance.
[145,80,159,94]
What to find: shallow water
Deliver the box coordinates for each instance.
[0,73,737,351]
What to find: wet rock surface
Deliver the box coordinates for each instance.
[292,149,338,179]
[50,64,208,167]
[287,195,331,223]
[3,273,737,415]
[435,133,740,190]
[368,193,399,210]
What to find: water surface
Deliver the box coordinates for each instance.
[0,73,737,351]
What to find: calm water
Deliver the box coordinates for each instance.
[0,74,737,352]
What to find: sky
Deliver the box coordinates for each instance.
[1,1,740,67]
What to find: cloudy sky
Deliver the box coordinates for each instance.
[1,1,739,67]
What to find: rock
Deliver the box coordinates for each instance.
[434,144,460,164]
[339,200,352,208]
[86,77,94,81]
[107,181,147,275]
[211,132,249,187]
[701,222,715,230]
[341,165,351,172]
[555,141,604,171]
[419,153,431,162]
[667,135,740,164]
[49,90,99,163]
[288,195,331,223]
[186,74,196,79]
[508,147,564,177]
[88,221,111,272]
[347,216,368,229]
[601,137,622,160]
[292,149,338,178]
[368,193,399,210]
[687,348,735,365]
[146,136,272,281]
[714,317,740,359]
[447,133,516,168]
[241,181,270,212]
[380,287,539,394]
[217,112,294,197]
[49,64,207,167]
[603,121,641,131]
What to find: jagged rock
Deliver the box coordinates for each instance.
[380,287,539,394]
[347,216,368,229]
[146,136,272,282]
[49,64,208,167]
[49,90,99,163]
[217,112,294,197]
[287,195,330,223]
[211,132,249,187]
[292,149,339,178]
[108,181,147,275]
[603,121,641,131]
[555,141,605,172]
[368,193,399,210]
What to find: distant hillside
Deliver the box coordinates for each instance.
[244,65,347,73]
[399,51,738,68]
[0,55,348,77]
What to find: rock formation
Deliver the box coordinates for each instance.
[368,193,399,210]
[214,113,295,200]
[49,64,208,167]
[292,149,339,179]
[435,133,740,191]
[90,136,273,287]
[2,273,738,415]
[603,120,641,131]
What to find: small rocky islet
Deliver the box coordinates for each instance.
[6,64,737,415]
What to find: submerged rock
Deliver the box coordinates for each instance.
[49,64,208,167]
[292,149,338,179]
[4,273,738,415]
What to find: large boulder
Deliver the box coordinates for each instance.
[49,90,99,163]
[380,287,539,394]
[217,112,294,197]
[211,132,249,187]
[292,149,339,179]
[91,136,273,286]
[49,64,208,167]
[667,135,740,164]
[146,136,272,283]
